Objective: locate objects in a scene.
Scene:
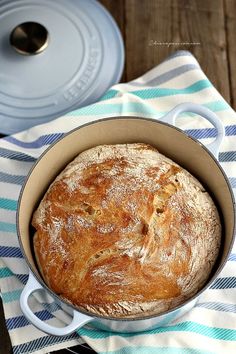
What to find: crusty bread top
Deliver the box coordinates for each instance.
[32,143,221,318]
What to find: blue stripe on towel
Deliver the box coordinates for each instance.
[186,124,236,139]
[6,310,54,330]
[4,133,64,149]
[229,177,236,188]
[219,151,236,162]
[0,171,26,185]
[0,147,36,162]
[210,277,236,289]
[2,102,230,151]
[42,301,62,313]
[228,253,236,261]
[197,302,236,313]
[0,246,23,258]
[16,273,28,284]
[12,333,79,354]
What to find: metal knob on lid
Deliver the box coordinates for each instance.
[10,22,49,55]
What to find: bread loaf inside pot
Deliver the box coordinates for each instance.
[32,143,221,318]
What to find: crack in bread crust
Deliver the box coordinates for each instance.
[32,143,221,318]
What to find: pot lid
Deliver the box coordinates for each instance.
[0,0,124,134]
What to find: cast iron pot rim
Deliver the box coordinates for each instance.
[16,116,236,322]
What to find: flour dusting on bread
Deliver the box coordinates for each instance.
[32,143,221,318]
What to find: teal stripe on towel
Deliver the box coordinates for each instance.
[129,80,212,99]
[0,198,17,211]
[0,221,16,233]
[0,267,13,278]
[99,80,212,101]
[79,321,236,341]
[2,289,21,303]
[68,102,163,117]
[100,89,119,100]
[100,347,214,354]
[69,99,228,118]
[203,100,230,112]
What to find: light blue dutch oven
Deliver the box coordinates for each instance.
[17,103,235,335]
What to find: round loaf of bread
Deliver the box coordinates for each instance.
[32,143,221,318]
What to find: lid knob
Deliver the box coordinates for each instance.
[10,22,49,55]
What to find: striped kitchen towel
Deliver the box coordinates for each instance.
[0,50,236,354]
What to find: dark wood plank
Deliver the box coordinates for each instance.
[99,0,125,33]
[0,1,234,353]
[53,343,95,354]
[224,0,236,109]
[125,0,231,104]
[0,298,12,354]
[99,0,126,81]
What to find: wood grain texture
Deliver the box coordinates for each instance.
[0,299,12,354]
[99,0,126,81]
[99,0,125,33]
[1,2,236,354]
[124,0,231,103]
[224,0,236,108]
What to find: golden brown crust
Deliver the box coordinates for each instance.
[32,143,221,318]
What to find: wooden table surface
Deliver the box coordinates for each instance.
[102,0,236,109]
[1,1,235,353]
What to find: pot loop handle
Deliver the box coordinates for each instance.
[20,271,92,336]
[160,103,225,160]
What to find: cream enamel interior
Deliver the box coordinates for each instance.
[18,118,235,294]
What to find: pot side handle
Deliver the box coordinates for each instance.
[20,272,92,336]
[160,102,225,160]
